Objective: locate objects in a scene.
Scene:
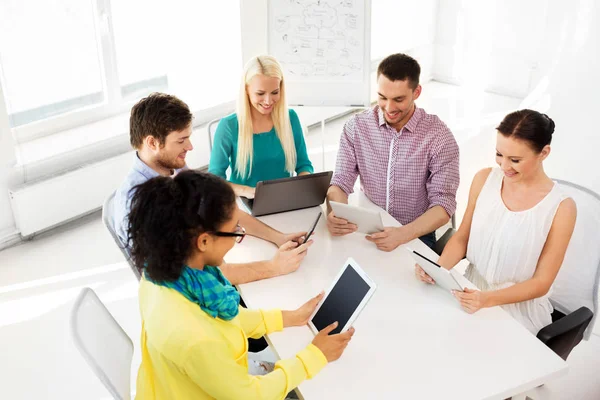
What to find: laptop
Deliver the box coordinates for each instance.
[240,171,333,216]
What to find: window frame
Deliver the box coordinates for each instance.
[3,0,241,144]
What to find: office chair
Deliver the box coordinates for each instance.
[102,192,141,280]
[432,214,458,256]
[535,179,600,360]
[433,226,456,256]
[71,288,134,400]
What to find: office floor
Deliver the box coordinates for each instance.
[1,82,599,399]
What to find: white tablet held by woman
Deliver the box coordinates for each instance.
[308,257,377,335]
[329,201,384,234]
[411,249,464,292]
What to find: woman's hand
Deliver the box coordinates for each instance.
[243,186,256,199]
[414,263,435,284]
[452,288,489,314]
[312,322,355,362]
[282,292,324,327]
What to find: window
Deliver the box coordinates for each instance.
[0,0,105,129]
[111,0,170,100]
[0,0,242,141]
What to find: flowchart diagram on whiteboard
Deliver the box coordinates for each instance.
[268,0,371,106]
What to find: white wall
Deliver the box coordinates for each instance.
[240,0,268,64]
[434,0,550,98]
[0,83,17,243]
[522,0,600,193]
[370,0,438,80]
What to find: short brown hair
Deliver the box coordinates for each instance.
[377,53,421,89]
[129,93,192,149]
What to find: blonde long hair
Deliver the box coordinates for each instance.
[235,55,296,179]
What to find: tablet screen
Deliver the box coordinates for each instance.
[311,265,371,335]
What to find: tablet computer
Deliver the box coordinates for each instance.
[410,249,463,292]
[308,257,376,335]
[329,201,384,234]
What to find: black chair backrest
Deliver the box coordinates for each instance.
[536,306,593,360]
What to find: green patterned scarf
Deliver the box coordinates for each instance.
[150,265,240,320]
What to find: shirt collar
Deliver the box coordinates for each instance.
[132,152,161,180]
[377,106,387,127]
[377,105,424,134]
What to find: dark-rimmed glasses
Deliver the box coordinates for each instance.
[213,224,246,243]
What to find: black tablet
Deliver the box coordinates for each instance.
[309,258,376,335]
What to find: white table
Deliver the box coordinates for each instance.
[227,194,568,400]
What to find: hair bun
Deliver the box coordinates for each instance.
[542,113,555,135]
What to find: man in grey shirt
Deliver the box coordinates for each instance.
[114,93,312,285]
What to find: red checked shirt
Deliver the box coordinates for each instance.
[330,106,460,225]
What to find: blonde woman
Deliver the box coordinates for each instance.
[209,55,313,198]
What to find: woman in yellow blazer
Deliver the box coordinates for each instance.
[127,170,355,399]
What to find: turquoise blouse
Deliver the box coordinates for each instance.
[208,109,313,187]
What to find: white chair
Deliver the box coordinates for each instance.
[71,288,134,400]
[535,179,600,359]
[207,118,221,153]
[102,192,141,280]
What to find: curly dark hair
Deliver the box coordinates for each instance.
[496,109,555,153]
[127,170,236,282]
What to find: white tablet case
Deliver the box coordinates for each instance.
[329,201,384,234]
[308,257,377,335]
[411,250,463,292]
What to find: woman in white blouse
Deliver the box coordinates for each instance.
[415,109,577,335]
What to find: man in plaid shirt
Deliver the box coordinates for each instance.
[327,53,460,251]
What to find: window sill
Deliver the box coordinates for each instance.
[13,99,238,184]
[12,103,361,185]
[14,112,133,184]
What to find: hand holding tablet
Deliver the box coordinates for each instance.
[410,249,463,292]
[329,201,384,235]
[309,257,376,335]
[281,288,356,363]
[311,322,355,362]
[326,209,358,236]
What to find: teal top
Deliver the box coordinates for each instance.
[208,109,314,187]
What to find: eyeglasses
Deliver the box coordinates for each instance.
[213,224,246,244]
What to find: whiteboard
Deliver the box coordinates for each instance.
[268,0,371,107]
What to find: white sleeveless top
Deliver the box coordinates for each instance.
[465,168,569,334]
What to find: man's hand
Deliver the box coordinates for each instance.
[365,226,413,252]
[326,211,357,236]
[270,240,313,275]
[274,231,308,247]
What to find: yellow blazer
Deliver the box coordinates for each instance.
[135,276,327,399]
